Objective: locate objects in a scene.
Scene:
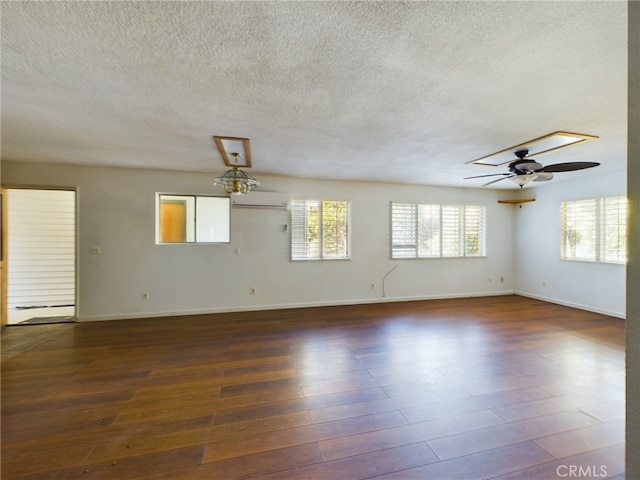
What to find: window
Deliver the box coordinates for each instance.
[600,196,627,263]
[561,196,627,264]
[157,194,230,244]
[391,203,486,259]
[291,200,350,260]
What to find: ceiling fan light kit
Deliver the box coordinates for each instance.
[212,136,260,195]
[508,173,537,187]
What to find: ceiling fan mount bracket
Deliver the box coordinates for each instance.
[514,149,529,160]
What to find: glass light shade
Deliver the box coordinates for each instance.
[509,174,537,187]
[212,167,259,195]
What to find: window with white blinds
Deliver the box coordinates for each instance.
[600,196,627,263]
[561,196,626,264]
[391,202,486,259]
[291,200,350,260]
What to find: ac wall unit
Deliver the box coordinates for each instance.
[231,191,289,210]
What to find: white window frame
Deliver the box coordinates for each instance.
[561,196,627,264]
[391,202,486,259]
[156,194,230,244]
[291,199,350,261]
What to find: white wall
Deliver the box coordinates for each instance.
[514,170,627,318]
[2,160,516,321]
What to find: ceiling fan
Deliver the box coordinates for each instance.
[464,149,600,188]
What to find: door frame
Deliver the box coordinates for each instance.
[1,186,79,325]
[1,188,7,329]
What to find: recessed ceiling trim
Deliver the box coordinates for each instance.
[467,131,599,167]
[213,136,252,168]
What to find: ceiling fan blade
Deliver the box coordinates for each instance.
[464,173,511,180]
[541,162,600,173]
[533,172,554,182]
[483,175,514,187]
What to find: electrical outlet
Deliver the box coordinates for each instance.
[370,282,375,289]
[250,287,256,295]
[500,276,504,283]
[142,292,149,300]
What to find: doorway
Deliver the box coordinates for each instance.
[3,188,76,325]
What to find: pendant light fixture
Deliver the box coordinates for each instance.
[212,136,260,195]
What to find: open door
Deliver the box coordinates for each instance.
[5,188,76,325]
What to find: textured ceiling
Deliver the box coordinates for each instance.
[0,1,628,189]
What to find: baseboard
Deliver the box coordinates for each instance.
[76,289,516,322]
[516,290,625,319]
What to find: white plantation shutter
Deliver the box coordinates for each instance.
[464,205,486,256]
[600,196,626,264]
[291,200,349,260]
[561,196,627,263]
[417,204,441,257]
[322,201,349,259]
[391,203,417,258]
[291,200,319,259]
[561,199,597,261]
[441,205,462,257]
[391,202,486,259]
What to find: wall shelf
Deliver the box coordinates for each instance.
[497,198,536,204]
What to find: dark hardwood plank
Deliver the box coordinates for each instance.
[400,386,552,424]
[318,409,505,462]
[136,443,324,480]
[427,410,601,460]
[87,411,313,464]
[258,442,438,480]
[491,443,625,480]
[0,445,95,479]
[533,418,625,459]
[16,446,204,480]
[374,441,555,479]
[0,295,625,479]
[202,411,408,463]
[490,385,624,422]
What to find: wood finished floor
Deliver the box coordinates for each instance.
[1,295,625,479]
